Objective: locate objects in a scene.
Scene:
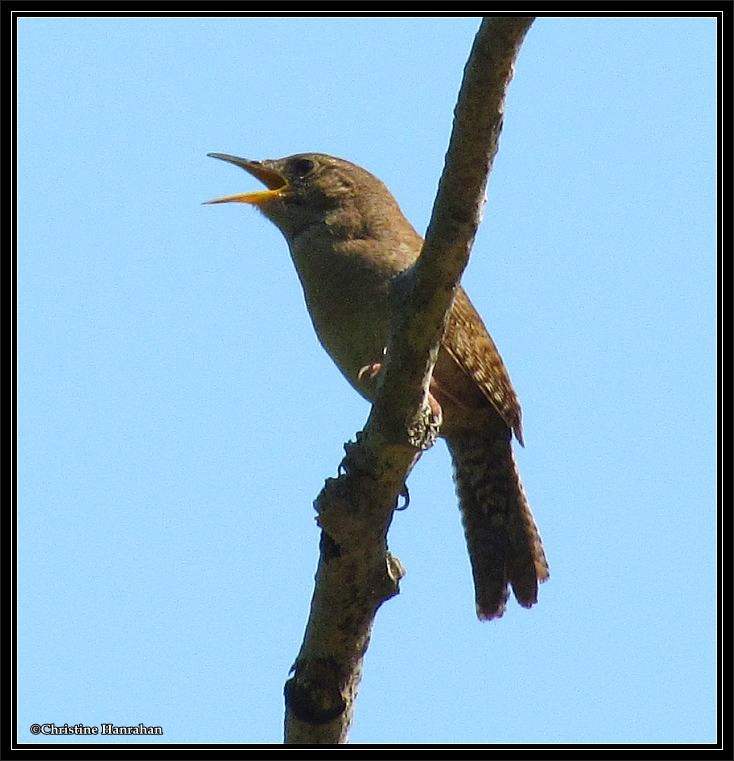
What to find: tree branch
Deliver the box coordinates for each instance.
[283,16,534,745]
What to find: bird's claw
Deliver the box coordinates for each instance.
[357,361,383,384]
[395,484,410,511]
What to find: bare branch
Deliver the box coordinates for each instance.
[284,16,534,745]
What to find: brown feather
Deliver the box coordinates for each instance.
[442,288,525,444]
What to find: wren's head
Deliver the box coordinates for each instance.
[205,152,406,240]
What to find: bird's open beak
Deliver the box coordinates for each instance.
[204,153,289,205]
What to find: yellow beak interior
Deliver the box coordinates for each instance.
[204,153,289,206]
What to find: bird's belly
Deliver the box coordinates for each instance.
[307,291,501,435]
[289,242,504,436]
[304,289,391,397]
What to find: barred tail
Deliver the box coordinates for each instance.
[446,428,549,620]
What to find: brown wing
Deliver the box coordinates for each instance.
[442,287,524,445]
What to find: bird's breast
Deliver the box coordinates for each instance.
[287,234,404,393]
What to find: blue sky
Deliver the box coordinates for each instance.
[17,16,717,745]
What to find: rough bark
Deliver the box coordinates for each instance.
[284,16,535,745]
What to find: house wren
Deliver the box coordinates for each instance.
[206,152,548,620]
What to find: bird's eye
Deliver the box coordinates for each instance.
[291,158,315,178]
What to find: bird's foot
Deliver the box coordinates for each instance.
[357,361,383,387]
[426,387,443,423]
[395,483,410,511]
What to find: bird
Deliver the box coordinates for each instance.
[205,151,549,620]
